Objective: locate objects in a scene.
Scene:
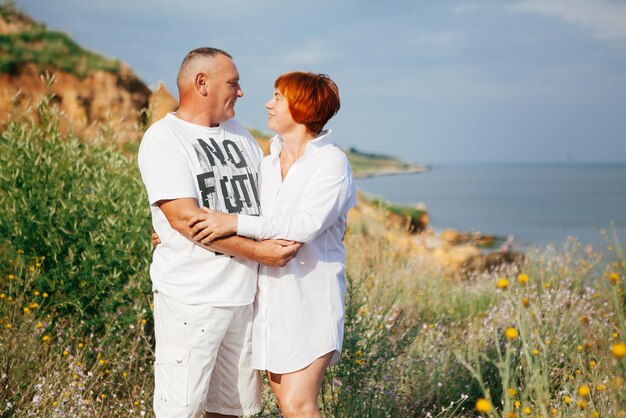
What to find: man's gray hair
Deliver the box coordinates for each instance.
[177,47,233,90]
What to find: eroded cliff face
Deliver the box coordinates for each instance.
[0,13,178,144]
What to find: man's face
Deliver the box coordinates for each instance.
[204,54,243,125]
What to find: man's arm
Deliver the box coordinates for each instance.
[157,198,301,267]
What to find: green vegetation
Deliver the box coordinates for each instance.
[1,97,625,416]
[0,2,120,78]
[345,147,427,178]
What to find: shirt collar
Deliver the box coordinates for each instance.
[269,129,334,162]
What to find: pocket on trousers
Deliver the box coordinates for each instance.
[154,345,191,407]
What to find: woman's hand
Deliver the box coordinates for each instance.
[152,232,161,249]
[188,206,238,244]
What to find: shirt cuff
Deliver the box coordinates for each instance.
[237,214,263,239]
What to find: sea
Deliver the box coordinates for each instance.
[355,163,626,252]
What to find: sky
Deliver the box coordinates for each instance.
[16,0,626,164]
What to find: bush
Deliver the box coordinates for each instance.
[0,94,152,328]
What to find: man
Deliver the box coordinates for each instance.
[138,47,300,418]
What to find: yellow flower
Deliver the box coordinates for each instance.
[100,394,106,399]
[63,350,69,356]
[52,401,57,407]
[596,384,606,392]
[545,338,552,345]
[610,273,620,285]
[99,359,105,366]
[23,307,31,314]
[612,342,626,359]
[521,296,530,307]
[577,345,583,352]
[551,408,557,415]
[78,343,84,349]
[578,385,590,397]
[42,335,50,342]
[355,359,362,366]
[517,273,529,284]
[514,400,521,408]
[506,413,516,418]
[508,387,517,397]
[523,406,531,415]
[356,350,362,357]
[564,395,572,405]
[533,349,539,355]
[141,319,147,325]
[36,322,44,328]
[475,398,492,413]
[505,327,519,340]
[613,332,619,339]
[34,291,40,296]
[122,371,128,377]
[5,323,11,329]
[133,401,139,406]
[0,294,4,299]
[8,274,14,279]
[577,400,587,410]
[496,278,509,289]
[589,360,596,368]
[43,292,49,298]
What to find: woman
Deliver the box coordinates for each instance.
[188,71,355,417]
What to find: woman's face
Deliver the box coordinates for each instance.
[265,89,298,134]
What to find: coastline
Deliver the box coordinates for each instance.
[352,166,429,179]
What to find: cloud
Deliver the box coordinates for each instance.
[508,0,626,46]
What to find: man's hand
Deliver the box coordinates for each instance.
[255,239,303,267]
[152,232,161,249]
[188,206,237,243]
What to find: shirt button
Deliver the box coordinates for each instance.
[176,357,183,364]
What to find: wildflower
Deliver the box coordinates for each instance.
[355,359,362,366]
[36,322,44,328]
[521,296,530,307]
[592,411,599,418]
[100,394,106,399]
[5,323,11,329]
[63,350,69,356]
[508,387,517,397]
[551,408,557,415]
[596,384,606,392]
[141,319,147,325]
[23,307,31,314]
[518,273,529,284]
[577,345,583,352]
[496,278,509,290]
[42,335,50,342]
[8,274,14,279]
[475,398,491,413]
[545,339,551,345]
[533,349,539,355]
[564,395,572,405]
[523,406,531,415]
[29,303,40,309]
[514,400,521,408]
[99,359,105,366]
[589,360,596,368]
[506,413,516,418]
[78,343,84,349]
[610,273,620,285]
[613,332,619,339]
[34,291,40,296]
[579,315,589,325]
[0,294,5,299]
[43,292,48,298]
[612,342,626,359]
[505,327,519,340]
[122,372,128,378]
[578,385,590,397]
[577,400,587,410]
[356,350,362,357]
[52,401,57,407]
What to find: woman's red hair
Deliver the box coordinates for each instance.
[274,72,340,136]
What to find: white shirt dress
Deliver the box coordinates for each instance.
[237,130,356,373]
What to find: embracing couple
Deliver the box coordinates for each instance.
[138,47,355,418]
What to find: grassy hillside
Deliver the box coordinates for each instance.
[1,98,625,417]
[0,2,120,78]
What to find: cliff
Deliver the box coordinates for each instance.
[0,4,177,144]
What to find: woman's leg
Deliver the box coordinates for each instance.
[267,351,334,418]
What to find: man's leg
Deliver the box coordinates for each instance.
[205,304,261,417]
[153,292,234,418]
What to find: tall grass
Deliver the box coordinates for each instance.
[1,96,625,417]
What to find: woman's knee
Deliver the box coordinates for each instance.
[278,393,319,418]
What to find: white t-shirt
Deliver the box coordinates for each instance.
[237,130,357,373]
[138,113,263,305]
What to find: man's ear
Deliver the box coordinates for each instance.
[194,72,208,96]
